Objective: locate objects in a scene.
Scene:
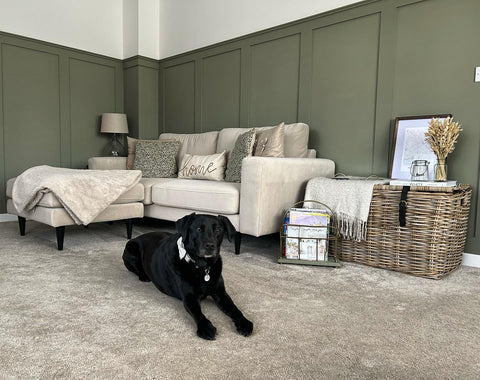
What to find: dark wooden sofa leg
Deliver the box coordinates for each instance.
[126,219,133,239]
[234,232,241,255]
[18,216,26,236]
[56,226,65,251]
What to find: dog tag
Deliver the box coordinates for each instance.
[204,273,210,282]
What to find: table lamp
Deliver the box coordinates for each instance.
[101,113,128,156]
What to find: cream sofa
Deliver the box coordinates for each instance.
[88,123,335,254]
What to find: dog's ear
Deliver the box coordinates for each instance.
[176,213,196,240]
[218,215,236,242]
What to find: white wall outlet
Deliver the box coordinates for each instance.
[475,67,480,83]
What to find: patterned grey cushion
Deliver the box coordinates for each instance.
[225,129,256,183]
[133,140,180,178]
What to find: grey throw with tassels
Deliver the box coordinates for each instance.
[304,177,388,241]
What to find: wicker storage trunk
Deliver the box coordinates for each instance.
[333,184,471,279]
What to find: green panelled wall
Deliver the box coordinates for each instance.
[249,34,301,126]
[163,61,196,134]
[310,13,380,175]
[1,0,479,254]
[69,59,117,168]
[2,45,62,176]
[0,32,124,214]
[158,0,480,254]
[123,57,160,140]
[201,49,241,131]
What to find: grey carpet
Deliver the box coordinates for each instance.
[1,219,479,379]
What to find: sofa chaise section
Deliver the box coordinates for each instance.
[6,177,144,250]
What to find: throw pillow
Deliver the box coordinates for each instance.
[127,137,176,170]
[225,129,256,183]
[178,151,227,181]
[133,140,180,178]
[253,122,285,157]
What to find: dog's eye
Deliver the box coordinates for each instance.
[196,226,203,232]
[215,227,222,233]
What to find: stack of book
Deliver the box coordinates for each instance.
[389,179,457,187]
[284,208,330,261]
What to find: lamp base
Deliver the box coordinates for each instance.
[103,134,126,157]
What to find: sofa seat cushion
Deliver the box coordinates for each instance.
[6,177,144,208]
[151,179,240,214]
[140,178,177,205]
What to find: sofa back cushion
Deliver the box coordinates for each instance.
[225,129,256,183]
[257,123,309,158]
[127,137,176,170]
[133,140,180,178]
[159,131,219,166]
[253,122,285,157]
[216,123,309,158]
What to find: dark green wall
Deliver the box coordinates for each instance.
[123,56,160,140]
[158,0,480,254]
[0,32,124,213]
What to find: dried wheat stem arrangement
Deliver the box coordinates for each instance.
[425,117,462,181]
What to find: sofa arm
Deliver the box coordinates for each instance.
[239,157,335,236]
[88,157,127,170]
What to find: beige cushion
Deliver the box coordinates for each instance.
[178,151,227,181]
[127,137,176,170]
[257,122,309,158]
[133,140,180,178]
[159,131,219,166]
[6,177,144,207]
[253,122,285,157]
[151,179,240,214]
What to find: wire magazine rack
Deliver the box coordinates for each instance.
[279,200,341,267]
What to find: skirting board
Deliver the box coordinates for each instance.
[0,213,17,222]
[0,213,479,268]
[462,253,480,268]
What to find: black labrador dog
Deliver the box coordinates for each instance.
[122,213,253,340]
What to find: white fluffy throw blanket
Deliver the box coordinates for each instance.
[304,177,388,241]
[12,165,142,225]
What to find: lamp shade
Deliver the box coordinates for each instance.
[100,113,128,134]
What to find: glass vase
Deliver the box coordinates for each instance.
[434,159,447,182]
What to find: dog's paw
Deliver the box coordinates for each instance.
[197,320,217,340]
[235,318,253,337]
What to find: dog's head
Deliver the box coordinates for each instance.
[176,213,236,264]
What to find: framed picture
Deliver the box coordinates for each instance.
[389,114,451,180]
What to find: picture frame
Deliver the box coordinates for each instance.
[389,114,451,180]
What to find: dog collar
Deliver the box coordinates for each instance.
[177,237,193,263]
[177,237,210,282]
